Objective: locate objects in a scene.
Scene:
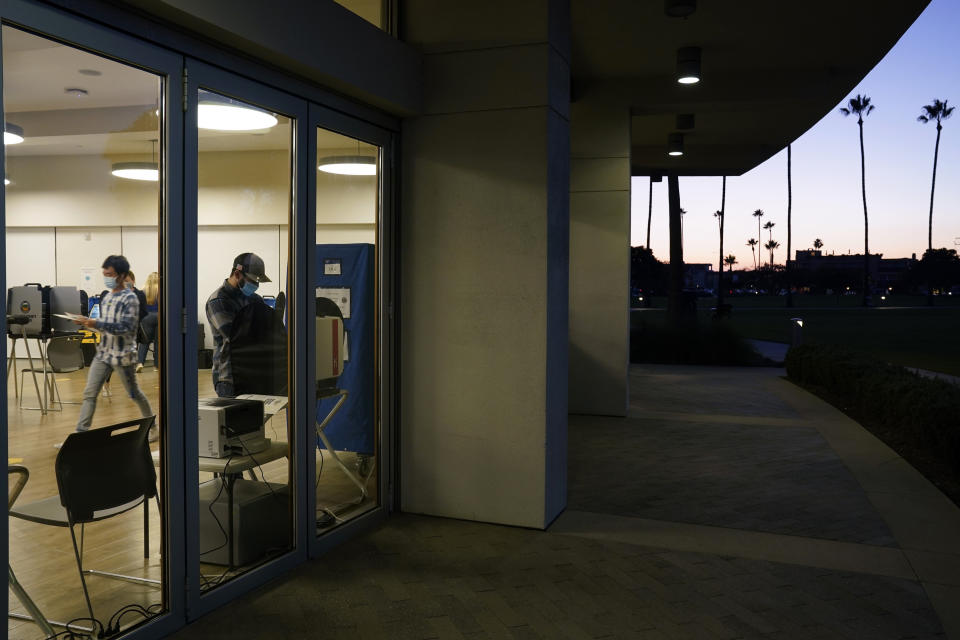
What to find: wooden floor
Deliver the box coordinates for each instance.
[7,363,377,639]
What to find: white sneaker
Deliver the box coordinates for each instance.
[136,363,144,373]
[148,426,159,443]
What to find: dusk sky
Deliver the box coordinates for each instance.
[632,0,960,269]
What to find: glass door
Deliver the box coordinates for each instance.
[307,105,394,553]
[183,59,308,615]
[1,3,184,638]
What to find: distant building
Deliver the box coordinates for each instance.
[684,263,715,291]
[790,250,915,290]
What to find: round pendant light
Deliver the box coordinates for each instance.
[112,161,159,181]
[4,122,24,145]
[198,92,278,131]
[318,155,377,176]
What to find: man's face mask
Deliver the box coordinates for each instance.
[240,277,259,297]
[104,276,118,290]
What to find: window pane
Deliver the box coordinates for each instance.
[4,26,166,637]
[195,89,293,590]
[315,128,379,534]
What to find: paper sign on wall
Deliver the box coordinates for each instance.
[323,259,342,276]
[316,287,351,319]
[79,268,99,294]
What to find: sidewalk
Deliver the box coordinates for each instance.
[172,365,959,639]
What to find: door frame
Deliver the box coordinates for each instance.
[183,57,311,618]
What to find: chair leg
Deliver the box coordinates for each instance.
[8,565,56,638]
[143,498,149,559]
[68,524,96,622]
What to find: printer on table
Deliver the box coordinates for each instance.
[198,397,270,458]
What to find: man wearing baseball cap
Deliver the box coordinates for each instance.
[205,252,271,397]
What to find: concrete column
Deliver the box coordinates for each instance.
[400,0,570,528]
[568,92,630,416]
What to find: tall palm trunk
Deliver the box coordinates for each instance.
[667,175,687,326]
[858,116,870,306]
[926,123,942,306]
[786,144,793,307]
[717,176,726,311]
[646,178,654,249]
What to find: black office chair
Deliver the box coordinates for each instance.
[9,416,160,622]
[7,465,56,638]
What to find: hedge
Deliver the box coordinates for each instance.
[630,321,763,366]
[785,344,960,469]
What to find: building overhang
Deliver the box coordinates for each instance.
[571,0,930,177]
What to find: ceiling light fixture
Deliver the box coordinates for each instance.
[111,161,158,181]
[198,92,278,131]
[668,133,684,157]
[318,154,377,176]
[112,140,158,181]
[4,176,10,186]
[665,0,696,17]
[676,47,702,85]
[4,122,24,145]
[676,113,695,130]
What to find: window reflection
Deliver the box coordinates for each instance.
[195,90,294,589]
[314,129,379,533]
[4,26,166,637]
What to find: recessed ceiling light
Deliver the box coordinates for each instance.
[4,122,24,145]
[77,69,102,76]
[665,0,696,17]
[318,155,377,176]
[64,87,89,97]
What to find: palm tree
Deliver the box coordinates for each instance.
[646,176,658,249]
[918,99,953,251]
[752,209,764,248]
[813,238,823,251]
[714,177,727,308]
[839,93,875,306]
[918,99,954,306]
[786,143,794,308]
[747,238,758,270]
[764,239,780,266]
[763,220,775,243]
[723,255,737,268]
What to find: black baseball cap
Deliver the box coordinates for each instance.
[233,252,271,283]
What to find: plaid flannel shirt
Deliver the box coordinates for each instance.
[205,280,259,385]
[95,288,140,367]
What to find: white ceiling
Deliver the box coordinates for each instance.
[2,26,373,159]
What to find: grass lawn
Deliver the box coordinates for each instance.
[633,295,960,376]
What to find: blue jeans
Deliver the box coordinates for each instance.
[76,358,153,432]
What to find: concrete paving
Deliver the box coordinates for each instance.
[172,364,959,639]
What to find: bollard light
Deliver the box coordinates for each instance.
[790,317,803,347]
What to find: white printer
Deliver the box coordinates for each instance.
[198,397,269,458]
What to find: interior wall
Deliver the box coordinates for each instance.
[5,150,375,357]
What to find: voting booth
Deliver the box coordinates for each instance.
[315,244,375,456]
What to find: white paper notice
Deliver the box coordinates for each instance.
[316,287,351,319]
[79,268,99,294]
[323,259,342,275]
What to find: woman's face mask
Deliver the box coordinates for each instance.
[124,281,134,289]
